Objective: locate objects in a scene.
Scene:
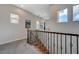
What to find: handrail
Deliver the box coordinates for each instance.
[27,29,79,54]
[28,29,79,36]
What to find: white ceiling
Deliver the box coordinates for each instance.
[13,4,50,20]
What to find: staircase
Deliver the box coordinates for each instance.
[31,39,49,54]
[27,29,49,54]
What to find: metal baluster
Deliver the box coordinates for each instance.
[53,34,55,54]
[43,33,45,45]
[27,29,29,43]
[77,36,78,54]
[48,33,49,53]
[57,34,58,54]
[29,31,31,43]
[46,32,47,50]
[61,34,62,54]
[65,35,67,54]
[29,30,30,43]
[50,33,52,54]
[70,36,72,54]
[42,32,43,43]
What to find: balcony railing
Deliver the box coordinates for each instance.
[27,29,79,54]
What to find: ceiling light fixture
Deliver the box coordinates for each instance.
[20,4,24,7]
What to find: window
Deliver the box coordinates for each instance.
[10,13,19,24]
[58,8,68,22]
[73,5,79,21]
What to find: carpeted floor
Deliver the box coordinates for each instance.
[0,39,40,54]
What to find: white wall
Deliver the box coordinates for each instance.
[49,4,79,34]
[0,5,27,44]
[46,4,79,54]
[0,4,44,45]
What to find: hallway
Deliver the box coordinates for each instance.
[0,4,79,54]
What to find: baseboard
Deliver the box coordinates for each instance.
[0,36,27,45]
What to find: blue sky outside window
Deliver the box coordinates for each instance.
[58,8,67,22]
[73,5,79,21]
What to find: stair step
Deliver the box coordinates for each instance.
[28,39,49,54]
[31,41,48,54]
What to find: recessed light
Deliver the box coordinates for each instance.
[20,4,24,7]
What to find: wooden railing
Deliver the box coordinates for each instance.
[27,29,79,54]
